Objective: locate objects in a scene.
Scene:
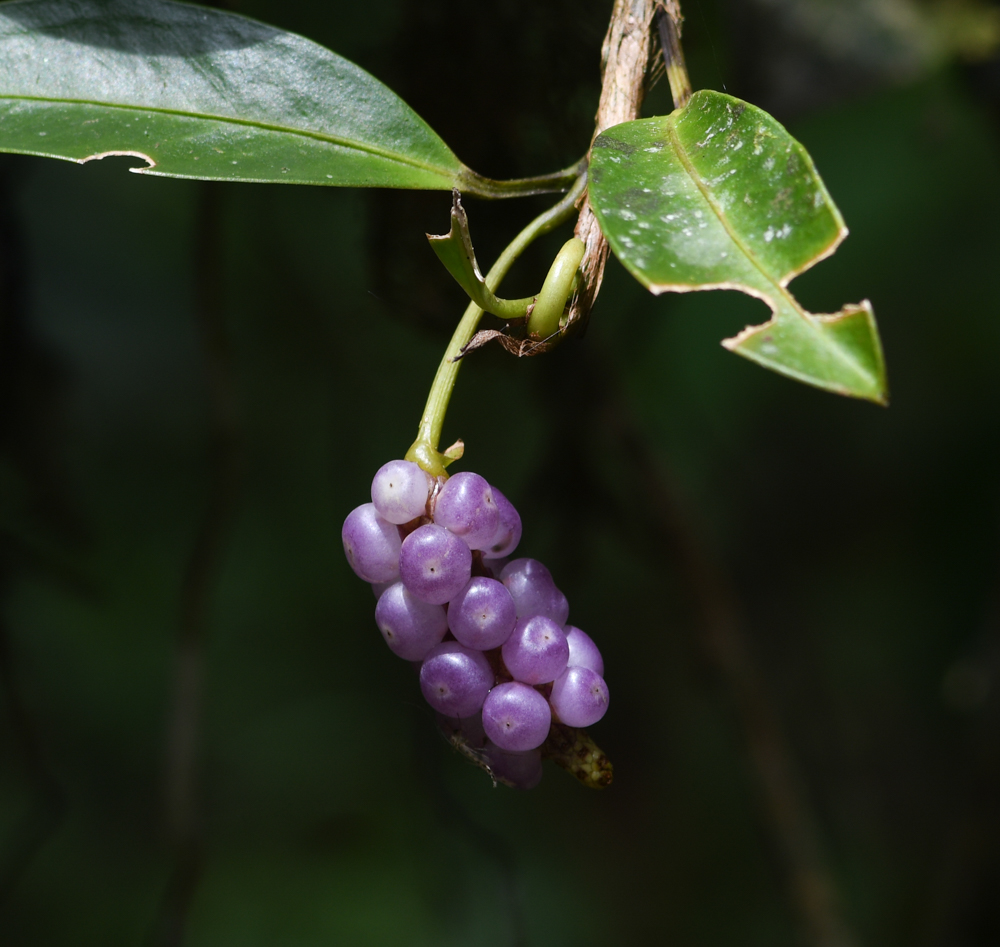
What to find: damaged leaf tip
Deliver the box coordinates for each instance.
[589,89,888,404]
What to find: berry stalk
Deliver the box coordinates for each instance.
[406,173,588,477]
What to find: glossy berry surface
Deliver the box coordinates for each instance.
[483,486,522,559]
[501,614,569,685]
[419,642,494,718]
[500,558,570,624]
[341,503,401,583]
[549,666,610,727]
[482,682,552,751]
[399,523,472,604]
[447,576,517,650]
[374,581,448,661]
[371,459,431,524]
[433,471,499,550]
[565,626,604,676]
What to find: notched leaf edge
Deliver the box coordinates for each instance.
[79,149,156,171]
[722,299,889,406]
[594,98,887,406]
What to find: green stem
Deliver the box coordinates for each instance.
[458,158,586,200]
[406,172,588,476]
[524,237,586,339]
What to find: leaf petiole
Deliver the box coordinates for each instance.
[459,158,586,199]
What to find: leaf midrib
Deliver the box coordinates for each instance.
[662,113,873,384]
[0,92,459,177]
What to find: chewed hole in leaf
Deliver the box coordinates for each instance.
[80,149,156,169]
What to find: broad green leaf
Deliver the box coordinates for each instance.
[0,0,471,190]
[589,90,888,404]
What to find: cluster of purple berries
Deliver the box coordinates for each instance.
[342,459,609,789]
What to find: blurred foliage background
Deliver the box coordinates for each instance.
[1,0,1000,944]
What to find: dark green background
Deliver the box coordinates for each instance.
[1,1,999,944]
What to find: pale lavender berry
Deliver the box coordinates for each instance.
[482,487,522,559]
[433,471,500,550]
[501,615,569,685]
[500,558,569,625]
[420,642,494,718]
[342,503,401,583]
[448,577,517,651]
[549,666,609,727]
[399,523,472,605]
[564,626,604,676]
[482,742,543,790]
[371,459,432,525]
[482,682,552,751]
[374,582,448,661]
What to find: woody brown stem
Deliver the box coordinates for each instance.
[566,0,659,331]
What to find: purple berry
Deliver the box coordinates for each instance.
[420,642,494,718]
[342,503,401,583]
[482,742,543,790]
[549,666,609,727]
[482,487,522,559]
[564,626,604,676]
[371,581,393,599]
[500,558,569,625]
[482,682,552,751]
[433,471,500,550]
[501,614,569,684]
[447,577,517,651]
[399,523,472,604]
[374,582,448,661]
[371,459,432,524]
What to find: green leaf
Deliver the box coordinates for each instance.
[0,0,469,189]
[589,90,888,404]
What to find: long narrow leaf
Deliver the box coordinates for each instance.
[0,0,467,189]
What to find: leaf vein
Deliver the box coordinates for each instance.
[663,114,874,385]
[0,93,455,177]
